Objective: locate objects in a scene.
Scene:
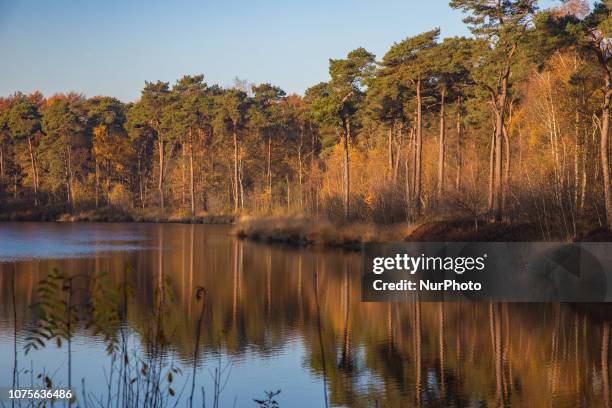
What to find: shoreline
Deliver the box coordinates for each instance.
[230,216,574,248]
[3,212,611,246]
[0,208,235,225]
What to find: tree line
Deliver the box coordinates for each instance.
[0,0,610,236]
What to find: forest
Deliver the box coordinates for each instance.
[0,0,610,240]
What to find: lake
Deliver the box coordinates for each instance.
[0,222,610,407]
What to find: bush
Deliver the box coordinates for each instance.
[366,183,407,224]
[109,184,132,209]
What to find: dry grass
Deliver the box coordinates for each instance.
[58,208,134,222]
[53,208,235,224]
[232,216,418,248]
[233,216,548,247]
[407,219,543,242]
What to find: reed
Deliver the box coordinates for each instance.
[13,268,248,408]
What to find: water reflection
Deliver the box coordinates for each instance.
[0,223,611,407]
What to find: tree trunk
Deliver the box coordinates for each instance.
[27,137,38,207]
[406,126,415,206]
[200,128,208,212]
[0,146,4,203]
[239,154,244,210]
[106,159,111,205]
[437,89,446,203]
[298,125,304,210]
[405,145,411,215]
[233,122,239,213]
[268,135,272,212]
[494,109,505,222]
[574,111,581,212]
[227,167,233,209]
[189,128,195,216]
[414,78,423,215]
[393,124,402,183]
[502,124,510,218]
[488,129,495,212]
[66,144,74,208]
[137,150,144,210]
[492,65,511,222]
[580,152,587,213]
[343,119,351,220]
[310,125,317,215]
[410,125,416,207]
[181,142,187,207]
[286,174,290,211]
[455,98,462,189]
[65,160,70,206]
[601,75,612,229]
[95,158,99,208]
[388,125,394,177]
[0,145,4,183]
[158,137,165,212]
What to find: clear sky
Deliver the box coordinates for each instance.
[0,0,570,101]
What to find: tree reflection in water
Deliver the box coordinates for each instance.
[0,223,611,407]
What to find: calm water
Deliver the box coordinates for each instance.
[0,222,611,407]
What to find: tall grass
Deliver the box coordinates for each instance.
[8,267,267,408]
[232,216,417,248]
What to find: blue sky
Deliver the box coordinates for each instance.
[0,0,572,101]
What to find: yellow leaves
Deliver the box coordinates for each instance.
[319,138,391,201]
[364,191,376,208]
[92,125,108,156]
[92,124,107,139]
[93,124,132,164]
[109,184,131,208]
[516,49,592,157]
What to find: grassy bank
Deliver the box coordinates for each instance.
[232,216,567,248]
[3,206,609,245]
[232,216,415,249]
[0,206,235,224]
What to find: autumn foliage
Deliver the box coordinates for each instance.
[0,1,610,240]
